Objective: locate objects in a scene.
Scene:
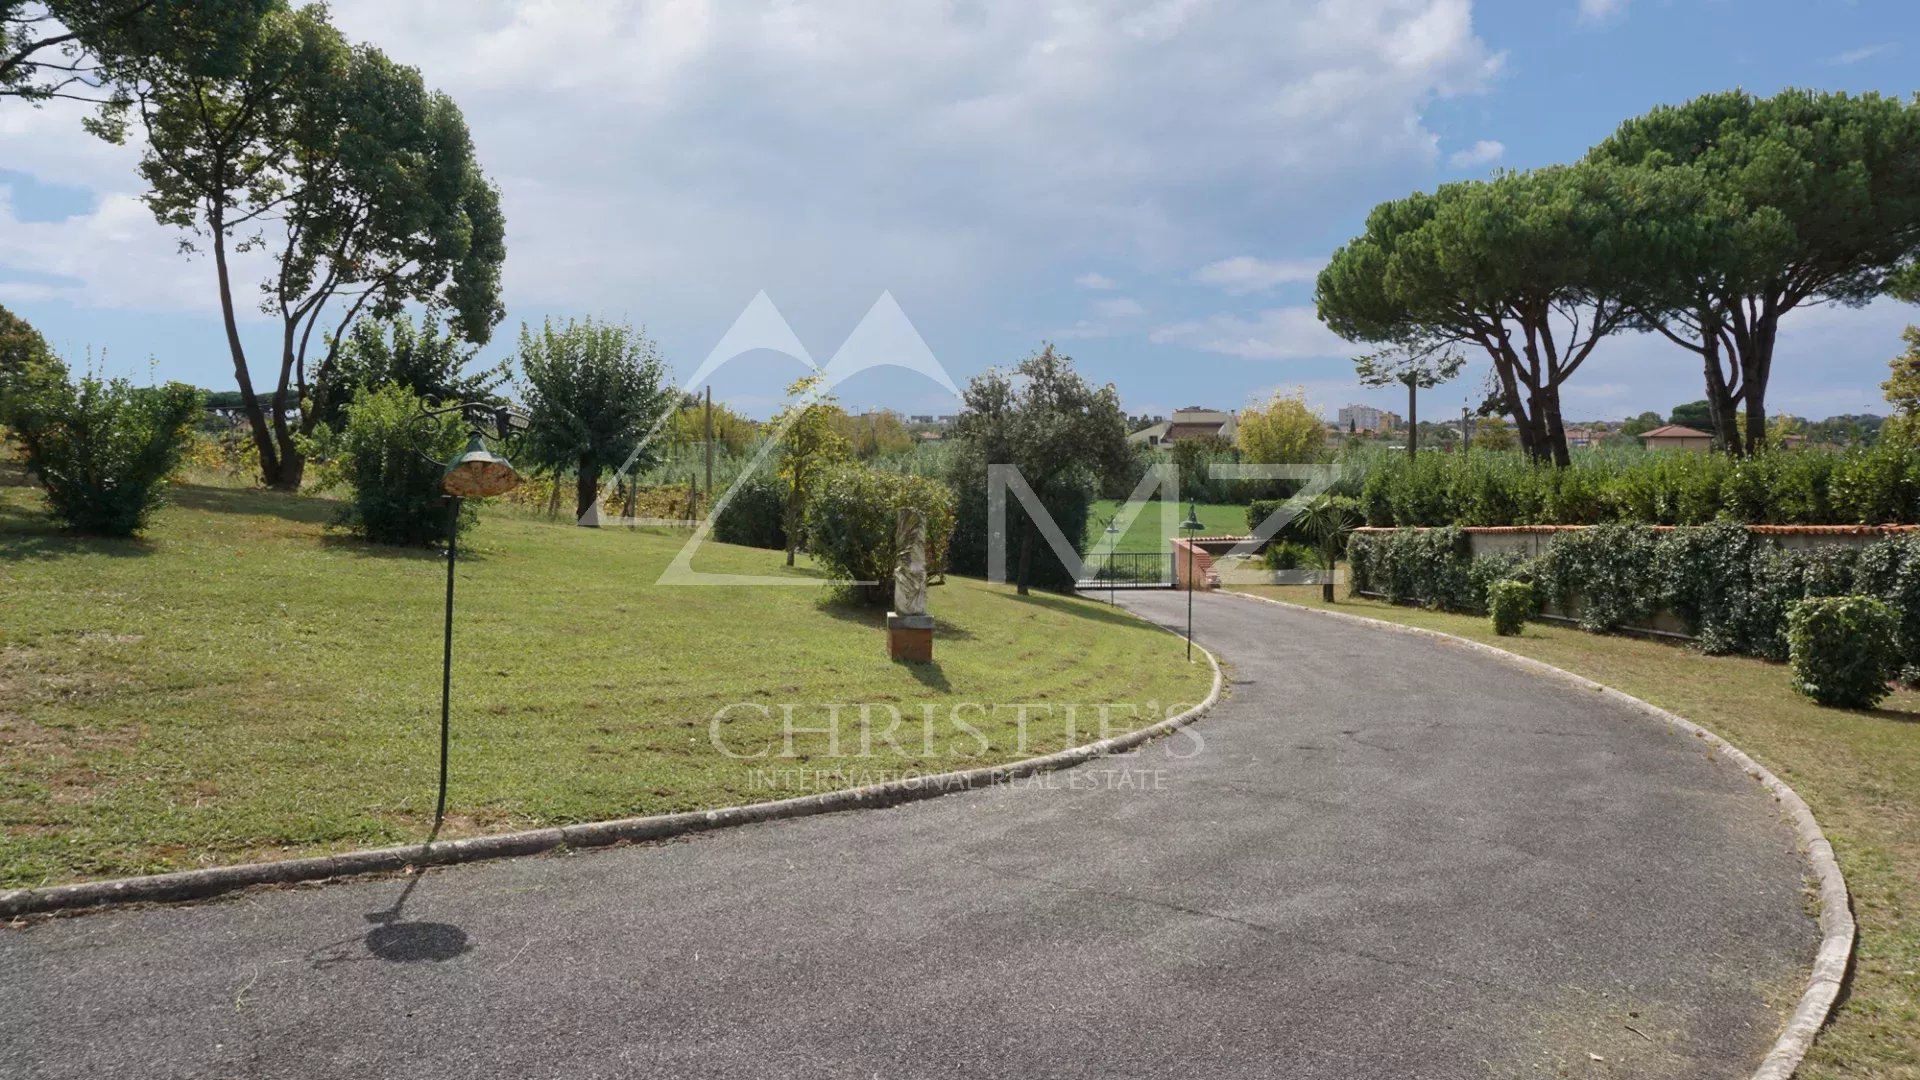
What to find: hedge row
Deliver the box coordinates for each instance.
[1347,523,1920,676]
[1355,443,1920,528]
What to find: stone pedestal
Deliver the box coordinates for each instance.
[887,612,934,663]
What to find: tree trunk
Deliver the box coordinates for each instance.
[1742,311,1779,455]
[1015,518,1035,596]
[575,459,600,525]
[1700,329,1741,455]
[210,207,282,488]
[1405,377,1417,459]
[1543,385,1571,468]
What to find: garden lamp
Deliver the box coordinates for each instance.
[411,401,527,832]
[1104,518,1121,606]
[1180,502,1204,662]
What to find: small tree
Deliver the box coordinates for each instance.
[12,372,201,536]
[517,318,675,523]
[1236,389,1326,464]
[1353,346,1463,459]
[950,344,1128,595]
[1473,415,1516,451]
[1293,494,1361,602]
[769,374,849,565]
[307,383,475,546]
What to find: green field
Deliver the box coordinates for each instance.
[1233,582,1920,1080]
[0,467,1211,888]
[1085,499,1248,553]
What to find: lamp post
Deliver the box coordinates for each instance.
[1180,502,1203,662]
[1103,517,1121,606]
[413,401,528,831]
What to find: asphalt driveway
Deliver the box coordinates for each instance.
[1,589,1817,1079]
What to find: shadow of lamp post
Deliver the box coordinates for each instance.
[1180,502,1203,662]
[1104,517,1120,606]
[413,401,529,832]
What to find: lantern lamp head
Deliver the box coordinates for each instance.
[441,435,522,498]
[1104,518,1121,537]
[1180,503,1204,532]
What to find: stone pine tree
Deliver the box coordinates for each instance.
[1352,345,1463,459]
[1590,89,1920,453]
[516,318,676,524]
[950,344,1128,595]
[89,3,506,489]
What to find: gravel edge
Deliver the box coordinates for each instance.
[1228,589,1854,1080]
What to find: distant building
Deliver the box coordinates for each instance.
[1564,425,1603,448]
[1336,404,1399,434]
[1128,406,1237,448]
[1638,424,1714,452]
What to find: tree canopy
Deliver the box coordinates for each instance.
[516,318,675,523]
[1589,88,1920,452]
[1317,164,1681,465]
[2,0,267,102]
[1236,389,1325,465]
[90,2,505,489]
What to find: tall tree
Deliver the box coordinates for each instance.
[90,3,506,489]
[2,0,267,102]
[950,343,1128,595]
[768,373,849,566]
[1590,89,1920,453]
[1318,165,1662,466]
[516,318,675,523]
[1352,345,1464,459]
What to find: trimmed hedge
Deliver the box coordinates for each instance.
[1353,445,1920,528]
[1348,525,1920,672]
[1787,596,1901,709]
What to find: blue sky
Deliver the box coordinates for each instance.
[2,0,1916,423]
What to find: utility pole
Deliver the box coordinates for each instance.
[1461,406,1473,450]
[703,385,714,505]
[1404,373,1418,459]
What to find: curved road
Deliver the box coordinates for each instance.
[2,591,1816,1079]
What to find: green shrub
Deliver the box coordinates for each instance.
[1853,534,1920,682]
[1535,523,1661,632]
[1263,539,1321,571]
[712,471,788,550]
[308,383,476,546]
[1487,579,1535,636]
[12,373,201,536]
[1787,596,1901,708]
[804,463,956,605]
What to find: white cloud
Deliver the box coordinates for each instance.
[1832,43,1895,65]
[1075,272,1117,290]
[0,0,1503,382]
[1191,255,1324,295]
[1577,0,1626,25]
[1447,138,1504,168]
[1094,297,1146,319]
[0,186,250,315]
[1149,306,1348,360]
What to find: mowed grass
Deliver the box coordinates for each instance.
[1086,499,1248,552]
[1235,582,1920,1080]
[0,467,1211,888]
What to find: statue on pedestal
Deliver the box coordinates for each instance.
[888,507,934,662]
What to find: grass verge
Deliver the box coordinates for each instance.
[1086,499,1248,552]
[1233,582,1920,1080]
[0,469,1211,888]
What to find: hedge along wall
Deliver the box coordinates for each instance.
[1345,523,1920,678]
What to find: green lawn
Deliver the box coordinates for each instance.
[1234,582,1920,1080]
[0,467,1211,888]
[1085,499,1248,553]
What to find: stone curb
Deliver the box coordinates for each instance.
[1227,589,1853,1080]
[1,617,1224,921]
